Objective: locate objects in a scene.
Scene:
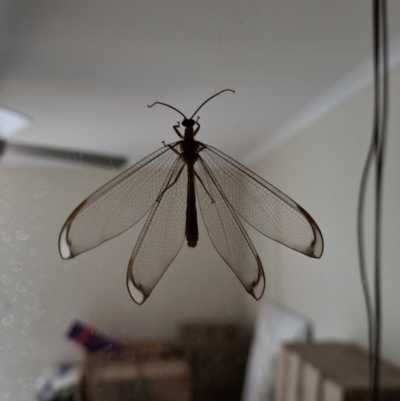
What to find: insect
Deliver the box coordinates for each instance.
[59,89,323,305]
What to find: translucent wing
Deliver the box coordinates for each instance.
[127,161,188,304]
[196,158,265,300]
[59,142,181,259]
[197,143,323,258]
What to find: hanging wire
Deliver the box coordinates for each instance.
[357,116,374,400]
[372,1,388,399]
[357,1,389,400]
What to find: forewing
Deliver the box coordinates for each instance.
[198,143,324,258]
[196,158,265,300]
[127,162,188,304]
[59,142,181,259]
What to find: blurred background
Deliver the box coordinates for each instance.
[1,1,400,400]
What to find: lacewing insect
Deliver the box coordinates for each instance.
[59,89,324,305]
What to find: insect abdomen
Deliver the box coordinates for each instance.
[186,165,198,247]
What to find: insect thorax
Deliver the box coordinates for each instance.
[181,137,199,164]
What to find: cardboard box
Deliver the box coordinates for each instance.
[275,342,400,401]
[187,346,243,389]
[83,350,191,401]
[179,323,243,392]
[180,323,240,351]
[193,388,242,401]
[125,339,176,360]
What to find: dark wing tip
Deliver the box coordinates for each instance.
[310,222,324,258]
[296,205,324,259]
[58,199,89,260]
[249,256,265,300]
[59,218,75,259]
[126,258,148,305]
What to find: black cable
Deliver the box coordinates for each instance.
[357,129,374,400]
[357,1,389,400]
[371,1,382,399]
[372,1,389,399]
[357,1,380,398]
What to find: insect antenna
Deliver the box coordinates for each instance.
[147,102,187,119]
[189,89,235,120]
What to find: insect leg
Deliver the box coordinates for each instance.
[194,169,214,203]
[162,141,181,156]
[193,117,201,137]
[173,122,184,139]
[157,164,186,202]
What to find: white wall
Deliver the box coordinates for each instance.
[246,66,400,367]
[0,165,247,399]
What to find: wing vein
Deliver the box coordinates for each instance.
[127,157,187,304]
[59,142,183,258]
[197,143,323,258]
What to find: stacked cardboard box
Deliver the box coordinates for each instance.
[275,342,400,401]
[180,323,244,401]
[82,339,191,401]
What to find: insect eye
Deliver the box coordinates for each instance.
[182,119,195,127]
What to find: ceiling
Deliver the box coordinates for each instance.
[1,0,400,167]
